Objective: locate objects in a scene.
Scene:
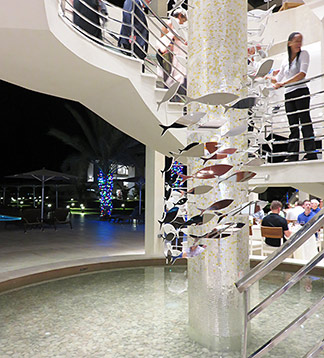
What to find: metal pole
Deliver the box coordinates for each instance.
[56,184,59,209]
[242,290,249,358]
[41,177,45,222]
[33,186,36,208]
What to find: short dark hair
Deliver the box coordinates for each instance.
[303,199,311,205]
[270,200,282,211]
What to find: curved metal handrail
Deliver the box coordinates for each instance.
[58,0,188,102]
[235,210,324,293]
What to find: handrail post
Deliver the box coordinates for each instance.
[242,290,249,358]
[131,0,135,57]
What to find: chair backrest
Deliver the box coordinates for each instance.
[54,208,70,221]
[261,226,283,239]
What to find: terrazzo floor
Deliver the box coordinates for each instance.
[0,267,323,358]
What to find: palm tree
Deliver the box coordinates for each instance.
[49,104,144,217]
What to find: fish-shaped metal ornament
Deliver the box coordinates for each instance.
[159,123,186,136]
[160,113,206,136]
[157,81,181,111]
[164,185,172,201]
[249,186,268,194]
[175,143,205,158]
[174,197,188,206]
[161,156,174,175]
[180,213,215,228]
[158,207,179,228]
[187,185,213,195]
[163,232,176,242]
[222,123,248,137]
[223,97,258,113]
[179,142,200,154]
[249,59,274,79]
[185,92,239,106]
[198,119,227,130]
[218,148,237,155]
[200,147,237,163]
[176,112,206,126]
[197,199,234,214]
[200,152,228,165]
[179,164,232,184]
[219,171,256,184]
[205,142,220,154]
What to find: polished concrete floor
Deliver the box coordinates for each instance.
[0,214,145,274]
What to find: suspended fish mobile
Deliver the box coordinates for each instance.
[160,112,206,136]
[185,92,239,106]
[179,164,232,184]
[157,81,181,111]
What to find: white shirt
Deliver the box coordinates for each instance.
[286,206,305,221]
[276,50,309,94]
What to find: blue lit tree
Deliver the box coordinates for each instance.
[49,105,144,218]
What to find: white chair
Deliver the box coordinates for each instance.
[249,225,263,256]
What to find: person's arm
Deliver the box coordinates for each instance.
[284,229,291,238]
[275,51,309,88]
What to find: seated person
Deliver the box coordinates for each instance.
[261,200,291,247]
[311,199,321,214]
[298,199,315,225]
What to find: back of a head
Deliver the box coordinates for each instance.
[171,8,187,19]
[296,200,303,206]
[270,200,282,211]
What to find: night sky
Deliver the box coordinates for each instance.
[0,80,79,180]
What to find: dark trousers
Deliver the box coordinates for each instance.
[285,87,317,160]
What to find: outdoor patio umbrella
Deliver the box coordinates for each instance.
[6,168,78,222]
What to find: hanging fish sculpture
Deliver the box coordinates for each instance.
[249,59,274,79]
[222,123,248,137]
[223,97,258,113]
[180,213,215,228]
[185,92,239,106]
[164,185,172,201]
[174,143,205,158]
[174,197,188,206]
[187,185,213,195]
[179,164,232,184]
[197,199,234,214]
[178,142,200,154]
[157,81,181,111]
[205,141,220,154]
[219,171,256,184]
[163,232,177,242]
[200,148,237,165]
[160,113,206,137]
[198,119,227,129]
[200,152,228,165]
[158,206,179,228]
[159,122,187,136]
[161,156,174,175]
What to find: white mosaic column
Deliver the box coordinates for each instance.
[186,0,249,352]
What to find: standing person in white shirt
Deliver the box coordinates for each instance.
[285,200,304,221]
[271,32,317,161]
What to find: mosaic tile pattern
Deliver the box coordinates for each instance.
[186,0,249,350]
[0,268,323,358]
